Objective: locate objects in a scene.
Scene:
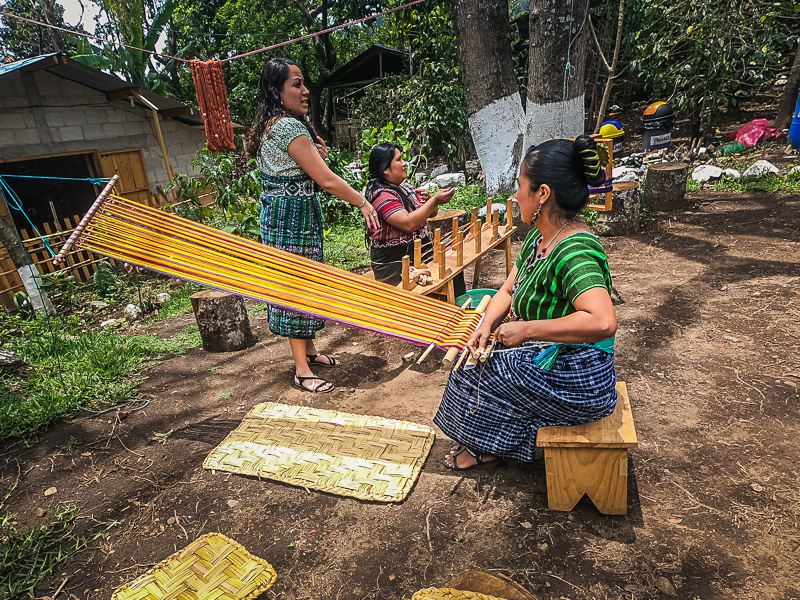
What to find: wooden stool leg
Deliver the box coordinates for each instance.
[472,257,482,288]
[503,237,512,275]
[543,447,629,515]
[446,280,455,304]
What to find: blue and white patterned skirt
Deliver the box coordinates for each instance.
[434,342,617,462]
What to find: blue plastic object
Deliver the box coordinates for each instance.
[791,90,800,150]
[790,117,800,150]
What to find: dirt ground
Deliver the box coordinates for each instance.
[3,188,800,600]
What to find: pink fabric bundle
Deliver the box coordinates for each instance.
[727,119,781,148]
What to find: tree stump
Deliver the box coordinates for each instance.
[643,162,689,212]
[595,181,642,236]
[190,290,256,352]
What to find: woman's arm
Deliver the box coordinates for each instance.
[288,135,379,228]
[383,187,455,233]
[493,286,617,346]
[465,267,516,354]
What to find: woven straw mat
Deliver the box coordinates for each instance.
[203,402,435,502]
[413,588,510,600]
[110,532,276,600]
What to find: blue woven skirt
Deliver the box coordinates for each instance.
[434,342,617,462]
[260,174,325,339]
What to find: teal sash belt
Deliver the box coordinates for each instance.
[532,336,615,370]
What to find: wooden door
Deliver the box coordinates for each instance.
[99,149,155,205]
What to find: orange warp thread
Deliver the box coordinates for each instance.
[191,60,235,151]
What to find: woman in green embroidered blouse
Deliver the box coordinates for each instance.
[247,58,380,394]
[435,135,619,470]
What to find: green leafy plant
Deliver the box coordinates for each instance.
[92,261,123,300]
[166,150,262,240]
[624,0,795,137]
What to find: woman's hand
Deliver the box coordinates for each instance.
[314,136,329,159]
[493,321,530,347]
[359,201,381,229]
[417,188,431,202]
[433,187,456,205]
[466,325,493,356]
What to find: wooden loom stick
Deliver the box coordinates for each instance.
[506,198,513,229]
[442,294,493,366]
[414,238,422,269]
[455,229,463,267]
[53,174,119,264]
[417,298,472,364]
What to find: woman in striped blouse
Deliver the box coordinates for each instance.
[435,135,618,470]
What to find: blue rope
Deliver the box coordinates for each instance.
[0,174,110,258]
[0,174,112,184]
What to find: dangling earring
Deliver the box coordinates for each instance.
[530,204,542,224]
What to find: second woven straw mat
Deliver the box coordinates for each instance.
[203,402,435,502]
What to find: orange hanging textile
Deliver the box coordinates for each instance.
[191,60,236,151]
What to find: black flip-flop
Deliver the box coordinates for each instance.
[306,353,341,368]
[442,445,498,471]
[293,374,334,393]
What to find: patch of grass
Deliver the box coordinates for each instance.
[248,303,270,315]
[148,283,204,322]
[324,225,370,271]
[0,503,84,599]
[686,177,701,192]
[0,311,197,441]
[711,172,800,194]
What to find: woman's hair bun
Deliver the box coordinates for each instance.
[574,135,607,187]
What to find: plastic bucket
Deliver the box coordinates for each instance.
[455,288,498,309]
[643,128,672,151]
[790,117,800,150]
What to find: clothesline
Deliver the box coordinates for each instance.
[0,0,430,65]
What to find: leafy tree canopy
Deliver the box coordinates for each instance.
[623,0,798,134]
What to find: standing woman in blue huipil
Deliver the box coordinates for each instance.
[435,135,618,470]
[247,57,380,394]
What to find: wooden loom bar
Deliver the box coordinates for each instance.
[53,175,119,264]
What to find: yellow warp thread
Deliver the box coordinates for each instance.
[77,195,483,349]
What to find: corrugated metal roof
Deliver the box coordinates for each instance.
[0,53,239,130]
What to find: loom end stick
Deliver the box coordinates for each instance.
[442,346,460,366]
[416,343,436,364]
[53,174,119,264]
[453,346,469,370]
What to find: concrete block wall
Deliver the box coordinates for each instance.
[0,69,207,189]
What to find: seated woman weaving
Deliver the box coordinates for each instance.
[435,135,618,470]
[365,143,456,286]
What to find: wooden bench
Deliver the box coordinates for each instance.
[536,381,637,515]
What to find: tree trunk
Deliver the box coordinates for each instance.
[452,0,525,194]
[592,0,625,134]
[38,0,64,52]
[775,43,800,131]
[525,0,591,148]
[0,193,53,315]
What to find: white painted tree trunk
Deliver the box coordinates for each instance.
[523,95,586,150]
[468,94,526,194]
